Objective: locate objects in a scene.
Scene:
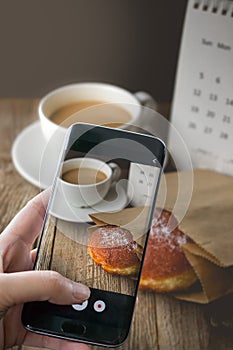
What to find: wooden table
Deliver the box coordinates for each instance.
[1,99,233,350]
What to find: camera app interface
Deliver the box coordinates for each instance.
[34,125,162,335]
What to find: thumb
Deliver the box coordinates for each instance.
[0,270,90,310]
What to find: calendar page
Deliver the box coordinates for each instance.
[169,0,233,175]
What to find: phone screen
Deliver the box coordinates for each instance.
[22,123,165,347]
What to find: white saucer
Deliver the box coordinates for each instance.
[50,181,128,223]
[12,121,62,189]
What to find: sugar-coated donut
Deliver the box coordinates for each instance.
[88,225,141,276]
[139,210,197,292]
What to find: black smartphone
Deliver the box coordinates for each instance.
[22,123,166,347]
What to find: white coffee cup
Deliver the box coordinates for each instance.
[38,82,157,145]
[58,157,121,207]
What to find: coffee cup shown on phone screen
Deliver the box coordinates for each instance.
[59,157,121,208]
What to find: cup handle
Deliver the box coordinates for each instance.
[108,162,121,182]
[134,91,158,111]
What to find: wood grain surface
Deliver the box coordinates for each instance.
[0,99,232,350]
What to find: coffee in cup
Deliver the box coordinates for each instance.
[39,83,143,143]
[50,100,104,125]
[59,157,121,207]
[50,100,133,129]
[62,166,107,185]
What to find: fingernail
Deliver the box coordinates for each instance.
[72,283,90,301]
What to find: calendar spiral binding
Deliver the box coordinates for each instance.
[194,0,233,16]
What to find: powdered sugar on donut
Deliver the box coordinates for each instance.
[150,211,188,251]
[91,225,134,249]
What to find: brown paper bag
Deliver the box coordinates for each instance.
[159,169,233,303]
[90,169,233,303]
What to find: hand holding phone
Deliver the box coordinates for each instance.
[22,123,165,347]
[0,190,90,350]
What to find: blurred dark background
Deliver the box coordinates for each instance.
[0,0,187,102]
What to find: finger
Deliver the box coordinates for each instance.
[24,332,90,350]
[0,189,50,247]
[0,271,90,309]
